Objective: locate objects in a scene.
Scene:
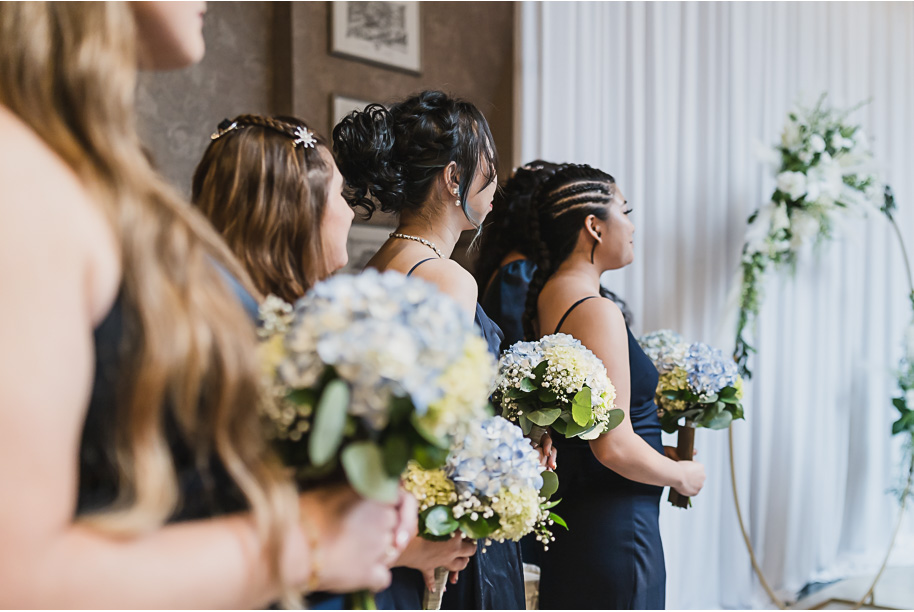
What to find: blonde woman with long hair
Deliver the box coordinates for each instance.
[0,2,403,607]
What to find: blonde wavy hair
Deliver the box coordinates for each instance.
[0,1,298,601]
[192,114,334,303]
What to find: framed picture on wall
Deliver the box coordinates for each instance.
[330,1,421,74]
[330,94,375,133]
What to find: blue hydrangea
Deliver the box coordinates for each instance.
[682,342,740,400]
[275,269,487,428]
[446,416,544,498]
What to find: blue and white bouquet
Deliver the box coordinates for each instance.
[639,331,745,507]
[403,416,563,548]
[639,332,745,433]
[258,270,496,504]
[493,334,623,440]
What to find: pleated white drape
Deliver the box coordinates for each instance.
[517,2,914,608]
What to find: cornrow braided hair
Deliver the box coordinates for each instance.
[522,164,631,340]
[473,160,567,289]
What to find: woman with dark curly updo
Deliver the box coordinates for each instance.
[333,90,525,610]
[524,164,707,609]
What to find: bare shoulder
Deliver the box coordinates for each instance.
[0,107,120,321]
[411,258,478,316]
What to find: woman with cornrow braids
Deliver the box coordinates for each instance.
[333,90,525,610]
[524,164,707,609]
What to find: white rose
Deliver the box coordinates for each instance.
[777,171,808,201]
[789,211,820,249]
[771,203,790,233]
[798,150,814,165]
[809,134,826,153]
[781,120,802,150]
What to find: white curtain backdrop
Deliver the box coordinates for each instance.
[517,2,914,608]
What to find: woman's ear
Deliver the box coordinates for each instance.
[442,161,460,195]
[584,214,603,241]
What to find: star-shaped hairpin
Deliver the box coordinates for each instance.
[292,126,317,149]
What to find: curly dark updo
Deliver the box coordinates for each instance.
[331,90,498,226]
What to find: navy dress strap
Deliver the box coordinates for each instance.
[406,257,438,277]
[554,295,600,334]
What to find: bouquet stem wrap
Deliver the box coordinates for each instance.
[422,567,449,610]
[668,420,695,509]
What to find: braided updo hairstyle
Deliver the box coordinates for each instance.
[192,114,333,302]
[473,160,566,288]
[522,164,631,340]
[331,90,497,227]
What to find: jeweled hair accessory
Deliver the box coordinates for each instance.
[292,126,317,149]
[210,118,239,140]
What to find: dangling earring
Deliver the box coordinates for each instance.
[590,231,602,264]
[453,187,460,206]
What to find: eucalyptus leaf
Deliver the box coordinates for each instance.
[532,360,549,381]
[526,407,562,426]
[705,410,733,430]
[572,401,593,426]
[520,377,537,393]
[518,413,534,435]
[308,379,350,466]
[564,419,589,438]
[341,442,400,503]
[414,442,449,470]
[605,408,625,431]
[382,434,410,477]
[573,387,592,408]
[422,505,459,537]
[538,389,558,403]
[459,514,496,539]
[540,470,559,499]
[551,418,567,436]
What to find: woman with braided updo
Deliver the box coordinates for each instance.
[525,164,707,609]
[333,90,525,610]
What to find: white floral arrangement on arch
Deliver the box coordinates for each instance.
[734,94,890,376]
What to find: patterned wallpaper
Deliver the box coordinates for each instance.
[136,2,274,197]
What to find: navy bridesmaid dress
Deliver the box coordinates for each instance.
[480,258,536,352]
[77,268,258,521]
[375,259,526,610]
[539,296,666,610]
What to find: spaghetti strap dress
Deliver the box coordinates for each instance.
[376,258,526,610]
[77,267,259,521]
[538,295,666,610]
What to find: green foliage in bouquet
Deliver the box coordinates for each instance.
[494,334,624,440]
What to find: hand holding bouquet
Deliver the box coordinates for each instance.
[493,334,623,440]
[639,330,745,507]
[403,416,564,608]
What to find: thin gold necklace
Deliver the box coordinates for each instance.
[389,232,443,258]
